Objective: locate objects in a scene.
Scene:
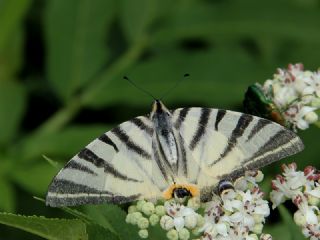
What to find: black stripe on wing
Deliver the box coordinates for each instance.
[174,108,190,130]
[244,129,304,165]
[178,134,188,177]
[246,118,272,142]
[48,179,111,194]
[78,148,141,182]
[98,134,119,152]
[130,117,154,136]
[189,108,211,150]
[211,114,253,166]
[152,141,170,182]
[64,160,97,176]
[46,191,141,207]
[112,126,152,159]
[215,109,226,130]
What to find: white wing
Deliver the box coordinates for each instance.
[172,107,304,201]
[46,116,167,207]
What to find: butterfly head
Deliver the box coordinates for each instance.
[150,100,171,119]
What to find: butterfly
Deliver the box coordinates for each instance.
[46,100,304,207]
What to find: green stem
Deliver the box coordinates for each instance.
[34,97,82,135]
[80,36,148,105]
[34,37,148,135]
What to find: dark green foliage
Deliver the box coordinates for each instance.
[0,0,319,239]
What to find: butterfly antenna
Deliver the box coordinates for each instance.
[124,76,156,100]
[160,73,190,100]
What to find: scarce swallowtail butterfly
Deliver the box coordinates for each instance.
[46,100,304,207]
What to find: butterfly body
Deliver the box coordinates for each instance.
[46,100,304,207]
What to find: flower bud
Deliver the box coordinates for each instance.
[155,205,166,216]
[136,200,146,211]
[307,195,320,206]
[125,213,133,224]
[196,214,205,227]
[304,111,318,123]
[252,223,263,234]
[253,214,265,224]
[138,229,148,239]
[293,210,307,227]
[167,229,179,240]
[160,215,174,230]
[311,97,320,107]
[248,234,259,240]
[149,214,159,226]
[128,205,137,214]
[141,202,155,216]
[184,214,197,229]
[260,233,272,240]
[255,171,264,183]
[178,228,190,240]
[129,212,143,225]
[187,197,200,210]
[137,217,149,229]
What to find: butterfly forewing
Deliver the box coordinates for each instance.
[172,107,304,201]
[46,116,165,207]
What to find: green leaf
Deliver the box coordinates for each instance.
[0,28,24,81]
[0,213,88,240]
[11,162,57,195]
[87,224,119,240]
[84,204,140,240]
[0,179,15,212]
[0,0,31,50]
[20,124,110,162]
[45,0,116,101]
[42,155,62,170]
[278,205,305,240]
[152,0,320,46]
[120,0,158,42]
[0,81,26,146]
[263,222,292,240]
[33,197,92,225]
[85,47,266,109]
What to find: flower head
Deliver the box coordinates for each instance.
[248,63,320,130]
[270,163,320,240]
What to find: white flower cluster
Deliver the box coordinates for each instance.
[126,171,272,240]
[262,63,320,130]
[270,163,320,240]
[201,171,270,240]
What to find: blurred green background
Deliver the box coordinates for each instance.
[0,0,319,239]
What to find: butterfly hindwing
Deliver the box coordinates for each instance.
[46,116,166,207]
[172,107,304,200]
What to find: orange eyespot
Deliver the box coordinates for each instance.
[163,183,199,200]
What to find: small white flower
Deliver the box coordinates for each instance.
[164,200,198,230]
[302,224,320,240]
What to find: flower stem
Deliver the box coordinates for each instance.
[34,37,148,135]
